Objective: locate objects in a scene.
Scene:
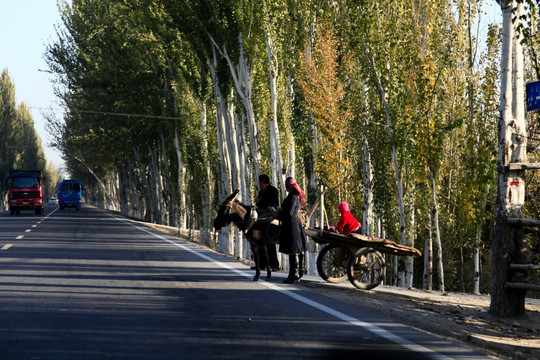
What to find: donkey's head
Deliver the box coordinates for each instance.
[213,189,250,230]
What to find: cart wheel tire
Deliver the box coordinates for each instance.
[316,244,350,283]
[347,247,385,290]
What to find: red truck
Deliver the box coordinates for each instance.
[8,170,44,215]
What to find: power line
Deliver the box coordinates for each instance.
[76,110,182,120]
[29,106,182,120]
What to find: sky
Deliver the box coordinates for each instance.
[0,1,64,169]
[0,1,502,173]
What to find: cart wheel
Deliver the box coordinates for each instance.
[347,247,385,290]
[317,244,351,283]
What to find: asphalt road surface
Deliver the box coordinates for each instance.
[0,205,489,360]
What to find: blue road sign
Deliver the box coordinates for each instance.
[526,81,540,112]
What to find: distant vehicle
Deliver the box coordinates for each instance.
[48,197,58,205]
[8,170,44,215]
[58,179,83,210]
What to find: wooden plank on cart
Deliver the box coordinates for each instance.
[305,228,422,258]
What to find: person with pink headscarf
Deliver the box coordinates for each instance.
[331,201,362,235]
[274,177,307,283]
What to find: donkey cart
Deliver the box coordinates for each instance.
[304,228,422,290]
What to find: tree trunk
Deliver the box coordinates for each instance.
[227,97,243,259]
[285,73,296,181]
[309,118,319,216]
[394,149,406,287]
[431,170,444,292]
[304,27,318,213]
[377,214,387,284]
[132,145,152,222]
[423,210,433,290]
[359,82,375,236]
[238,110,251,260]
[199,99,212,247]
[109,170,119,211]
[238,110,252,205]
[164,63,180,227]
[265,28,286,196]
[490,0,528,317]
[474,246,480,294]
[172,126,185,227]
[209,50,232,254]
[368,51,407,286]
[127,159,141,219]
[225,94,241,194]
[118,164,129,217]
[202,28,261,187]
[149,148,162,225]
[162,130,177,227]
[209,51,232,199]
[222,34,262,183]
[403,177,415,288]
[361,135,374,236]
[359,84,374,236]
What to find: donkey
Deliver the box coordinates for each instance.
[213,189,279,281]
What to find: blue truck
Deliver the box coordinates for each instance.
[58,179,83,210]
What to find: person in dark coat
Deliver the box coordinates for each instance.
[255,174,280,270]
[274,177,307,284]
[256,174,279,210]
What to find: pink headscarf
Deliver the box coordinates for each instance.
[337,202,349,213]
[285,177,306,207]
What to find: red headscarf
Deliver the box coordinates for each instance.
[285,177,306,207]
[337,202,349,213]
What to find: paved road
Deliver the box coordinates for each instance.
[0,205,488,360]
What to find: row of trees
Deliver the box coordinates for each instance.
[45,0,539,295]
[0,69,60,205]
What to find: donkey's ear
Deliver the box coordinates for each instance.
[225,189,240,202]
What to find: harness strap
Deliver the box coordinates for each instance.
[244,206,258,233]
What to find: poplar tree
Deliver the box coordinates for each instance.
[297,18,353,208]
[0,70,19,208]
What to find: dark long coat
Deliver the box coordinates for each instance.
[256,184,279,210]
[276,192,307,254]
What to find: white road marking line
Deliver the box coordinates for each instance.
[7,210,58,244]
[46,209,57,218]
[110,213,453,360]
[1,244,13,250]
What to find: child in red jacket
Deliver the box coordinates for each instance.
[331,202,362,235]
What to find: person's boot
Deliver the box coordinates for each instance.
[298,253,304,279]
[283,254,295,283]
[283,254,300,284]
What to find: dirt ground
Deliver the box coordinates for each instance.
[301,279,540,360]
[135,220,539,360]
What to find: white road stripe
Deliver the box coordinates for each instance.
[110,214,454,360]
[11,208,58,241]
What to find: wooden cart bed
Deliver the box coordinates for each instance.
[304,228,422,258]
